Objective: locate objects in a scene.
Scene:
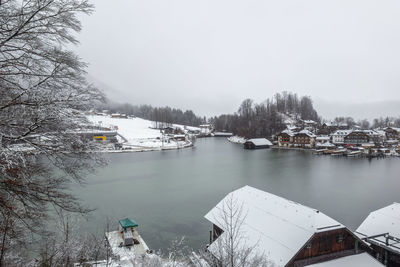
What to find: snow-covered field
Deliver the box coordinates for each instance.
[86,115,194,151]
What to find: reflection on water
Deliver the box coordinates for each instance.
[74,138,400,250]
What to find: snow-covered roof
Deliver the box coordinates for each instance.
[316,136,330,141]
[303,120,317,124]
[246,138,273,146]
[356,203,400,253]
[280,129,295,137]
[297,129,316,138]
[363,130,384,136]
[204,186,344,266]
[331,130,353,136]
[305,253,382,267]
[385,127,400,132]
[323,122,336,127]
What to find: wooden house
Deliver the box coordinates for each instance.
[293,130,316,148]
[319,122,338,135]
[344,131,370,146]
[356,203,400,267]
[278,130,295,147]
[111,113,128,119]
[331,130,352,145]
[243,138,273,149]
[385,127,400,140]
[205,186,381,267]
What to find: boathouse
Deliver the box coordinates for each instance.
[243,138,272,149]
[119,218,138,246]
[205,186,382,267]
[356,203,400,266]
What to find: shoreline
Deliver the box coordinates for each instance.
[97,140,194,153]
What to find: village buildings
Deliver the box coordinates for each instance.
[331,130,353,145]
[277,130,295,147]
[385,127,400,140]
[205,186,382,267]
[293,130,316,148]
[343,131,370,146]
[276,125,394,149]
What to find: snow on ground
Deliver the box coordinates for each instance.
[105,230,149,263]
[227,135,246,144]
[86,115,194,151]
[87,115,161,140]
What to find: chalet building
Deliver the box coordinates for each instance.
[243,138,273,149]
[356,203,400,267]
[293,130,316,148]
[278,130,295,147]
[315,135,335,149]
[205,186,382,267]
[319,122,338,135]
[344,131,370,146]
[385,127,400,140]
[302,120,318,131]
[337,122,349,130]
[316,135,330,143]
[331,130,353,145]
[365,130,386,145]
[320,122,350,135]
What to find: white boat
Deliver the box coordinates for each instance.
[313,148,328,155]
[347,150,362,157]
[331,149,347,156]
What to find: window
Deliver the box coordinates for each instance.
[318,236,331,253]
[336,234,344,243]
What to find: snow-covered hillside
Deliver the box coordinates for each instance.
[86,115,196,151]
[87,115,161,140]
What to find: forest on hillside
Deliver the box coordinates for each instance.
[96,101,206,127]
[210,92,320,138]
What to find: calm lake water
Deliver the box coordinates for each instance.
[75,138,400,251]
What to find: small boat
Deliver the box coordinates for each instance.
[313,148,328,155]
[331,149,347,156]
[347,150,362,157]
[323,149,335,155]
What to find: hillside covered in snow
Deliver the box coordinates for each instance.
[86,115,199,151]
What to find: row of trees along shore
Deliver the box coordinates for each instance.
[211,92,320,138]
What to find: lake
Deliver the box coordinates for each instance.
[75,137,400,251]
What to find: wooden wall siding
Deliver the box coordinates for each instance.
[368,244,400,267]
[287,228,364,267]
[212,224,223,241]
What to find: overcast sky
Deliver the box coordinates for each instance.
[76,0,400,120]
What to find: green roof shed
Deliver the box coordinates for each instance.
[119,218,138,229]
